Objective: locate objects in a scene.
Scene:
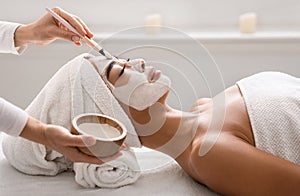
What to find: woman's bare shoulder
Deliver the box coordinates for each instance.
[188,132,300,195]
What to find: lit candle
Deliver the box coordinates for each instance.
[145,14,162,34]
[239,12,257,33]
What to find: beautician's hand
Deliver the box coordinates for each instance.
[19,116,122,164]
[14,7,93,47]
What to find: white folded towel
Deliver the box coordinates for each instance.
[74,148,140,188]
[2,53,141,187]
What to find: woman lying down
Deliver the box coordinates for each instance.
[3,53,300,195]
[91,55,300,195]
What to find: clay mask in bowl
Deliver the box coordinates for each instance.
[71,113,127,157]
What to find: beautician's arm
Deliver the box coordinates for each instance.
[189,133,300,196]
[14,7,93,47]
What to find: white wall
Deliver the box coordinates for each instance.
[0,0,300,32]
[0,1,300,111]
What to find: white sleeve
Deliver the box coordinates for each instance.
[0,21,27,55]
[0,98,28,136]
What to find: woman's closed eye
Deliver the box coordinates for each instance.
[119,64,126,77]
[106,60,127,82]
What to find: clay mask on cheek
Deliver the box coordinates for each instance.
[112,69,171,111]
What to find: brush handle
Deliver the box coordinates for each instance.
[46,8,82,37]
[82,36,113,58]
[82,36,101,50]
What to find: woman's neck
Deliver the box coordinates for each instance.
[126,102,200,159]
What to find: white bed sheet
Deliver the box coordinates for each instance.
[0,133,218,196]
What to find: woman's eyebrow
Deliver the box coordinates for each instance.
[106,61,116,79]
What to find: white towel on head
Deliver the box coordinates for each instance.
[2,53,141,187]
[74,148,140,188]
[2,136,71,176]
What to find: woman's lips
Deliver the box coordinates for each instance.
[148,67,161,83]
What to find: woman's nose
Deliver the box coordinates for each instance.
[128,59,145,72]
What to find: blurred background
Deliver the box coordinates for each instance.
[1,0,300,111]
[2,0,300,32]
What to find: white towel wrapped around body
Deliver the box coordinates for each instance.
[237,72,300,164]
[2,53,141,188]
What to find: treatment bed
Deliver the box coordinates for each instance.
[0,133,218,196]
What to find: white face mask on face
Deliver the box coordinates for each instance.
[111,61,171,111]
